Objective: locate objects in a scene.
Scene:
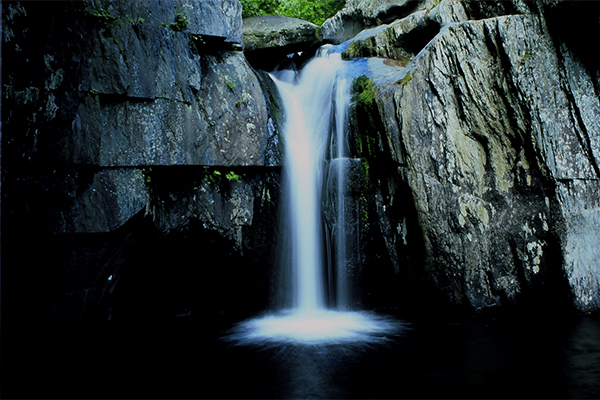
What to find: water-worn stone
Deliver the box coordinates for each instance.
[243,15,323,70]
[359,7,600,311]
[321,0,436,43]
[341,9,436,65]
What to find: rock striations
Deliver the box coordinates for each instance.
[341,0,600,312]
[3,0,281,320]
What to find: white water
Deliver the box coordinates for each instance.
[333,68,351,310]
[227,47,401,345]
[273,48,350,312]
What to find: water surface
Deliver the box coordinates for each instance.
[6,310,599,398]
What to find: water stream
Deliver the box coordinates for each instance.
[227,46,400,345]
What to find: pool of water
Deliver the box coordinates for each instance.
[5,310,600,398]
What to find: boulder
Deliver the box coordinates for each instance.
[243,15,321,51]
[341,9,436,65]
[243,15,322,70]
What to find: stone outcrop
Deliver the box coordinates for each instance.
[322,0,436,43]
[340,9,436,66]
[243,15,320,52]
[3,0,281,321]
[243,15,322,70]
[346,0,600,311]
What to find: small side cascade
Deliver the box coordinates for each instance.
[332,68,352,310]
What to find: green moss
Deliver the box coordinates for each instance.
[351,75,384,191]
[125,15,144,25]
[352,75,376,109]
[225,76,237,92]
[342,40,364,60]
[84,5,120,26]
[225,171,241,182]
[204,169,221,184]
[170,7,189,31]
[203,168,242,187]
[398,70,412,85]
[142,167,153,183]
[352,76,379,160]
[191,34,206,50]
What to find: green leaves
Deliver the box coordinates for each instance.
[170,8,190,31]
[240,0,345,26]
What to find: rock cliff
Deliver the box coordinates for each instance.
[4,0,599,321]
[3,0,282,321]
[344,0,600,312]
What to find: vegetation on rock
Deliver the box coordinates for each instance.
[170,7,190,31]
[240,0,345,25]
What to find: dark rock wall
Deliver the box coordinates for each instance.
[4,0,599,322]
[3,0,281,322]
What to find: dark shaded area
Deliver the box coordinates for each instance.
[109,221,270,321]
[544,1,600,75]
[245,44,321,72]
[3,310,599,399]
[461,0,520,20]
[395,20,440,55]
[374,0,432,25]
[2,211,273,328]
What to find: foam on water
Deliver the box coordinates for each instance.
[227,309,402,346]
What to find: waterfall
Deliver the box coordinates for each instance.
[226,46,400,346]
[271,47,350,313]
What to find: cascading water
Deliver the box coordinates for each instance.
[273,47,356,313]
[227,46,400,345]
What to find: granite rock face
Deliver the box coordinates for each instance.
[4,0,600,321]
[347,0,600,311]
[3,0,281,321]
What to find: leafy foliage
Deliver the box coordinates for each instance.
[240,0,346,26]
[170,7,190,31]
